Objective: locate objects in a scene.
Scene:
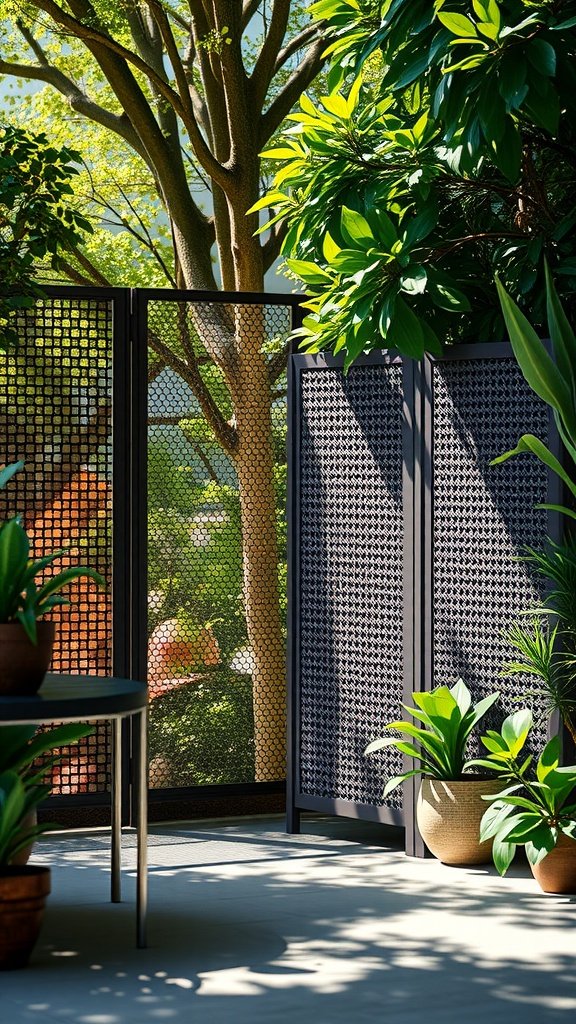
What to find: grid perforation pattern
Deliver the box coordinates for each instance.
[0,296,113,794]
[432,357,551,752]
[298,364,405,809]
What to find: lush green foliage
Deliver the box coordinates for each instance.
[365,679,499,796]
[491,275,576,745]
[0,723,94,864]
[475,711,576,875]
[0,124,91,349]
[260,0,576,366]
[0,461,104,643]
[493,269,576,520]
[148,672,255,786]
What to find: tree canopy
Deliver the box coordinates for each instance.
[261,0,576,366]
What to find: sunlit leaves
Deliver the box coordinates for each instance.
[264,0,576,366]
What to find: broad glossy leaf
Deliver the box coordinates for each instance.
[437,12,478,37]
[383,770,423,798]
[525,826,557,866]
[492,835,516,876]
[537,735,560,783]
[500,709,533,754]
[340,206,375,250]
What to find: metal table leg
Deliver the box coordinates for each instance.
[136,707,148,948]
[111,717,122,903]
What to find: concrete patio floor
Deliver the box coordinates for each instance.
[3,815,575,1023]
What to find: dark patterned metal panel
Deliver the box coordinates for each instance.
[0,295,114,795]
[431,356,551,753]
[297,363,405,809]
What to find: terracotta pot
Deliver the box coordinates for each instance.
[0,622,55,695]
[417,776,503,866]
[531,833,576,894]
[0,866,51,970]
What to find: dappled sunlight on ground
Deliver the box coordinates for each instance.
[4,817,575,1023]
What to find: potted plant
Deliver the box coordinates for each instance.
[366,679,500,865]
[0,460,104,694]
[0,721,93,969]
[475,710,576,894]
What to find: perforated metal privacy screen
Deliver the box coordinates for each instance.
[0,295,114,795]
[430,355,552,754]
[145,298,293,788]
[295,361,406,811]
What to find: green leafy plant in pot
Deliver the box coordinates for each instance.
[474,709,576,894]
[0,722,93,969]
[0,461,105,694]
[366,679,500,865]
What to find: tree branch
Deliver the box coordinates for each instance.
[30,0,232,188]
[274,23,322,74]
[147,325,238,455]
[251,0,290,109]
[259,37,326,147]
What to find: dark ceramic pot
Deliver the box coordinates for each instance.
[0,866,51,970]
[0,622,55,695]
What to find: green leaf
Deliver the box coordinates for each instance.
[491,434,576,501]
[0,518,29,622]
[495,276,576,428]
[537,735,561,783]
[383,770,422,799]
[500,709,533,755]
[340,207,375,250]
[35,566,104,607]
[285,259,333,286]
[545,263,576,400]
[385,296,426,359]
[491,118,521,181]
[492,835,516,876]
[437,13,478,38]
[527,39,556,78]
[0,461,23,490]
[400,266,427,295]
[428,276,471,311]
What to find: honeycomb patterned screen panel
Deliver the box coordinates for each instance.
[146,299,293,789]
[296,363,406,811]
[0,296,114,795]
[431,356,553,755]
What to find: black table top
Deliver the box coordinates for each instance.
[0,674,148,723]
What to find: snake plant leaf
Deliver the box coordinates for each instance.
[15,606,37,644]
[35,566,105,606]
[535,503,576,521]
[545,261,576,402]
[0,518,29,622]
[492,433,576,500]
[495,276,576,436]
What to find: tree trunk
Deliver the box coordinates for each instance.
[231,303,286,781]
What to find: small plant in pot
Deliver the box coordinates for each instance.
[366,679,500,865]
[0,722,93,970]
[0,461,105,694]
[474,710,576,894]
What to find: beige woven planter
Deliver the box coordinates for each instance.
[416,777,502,866]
